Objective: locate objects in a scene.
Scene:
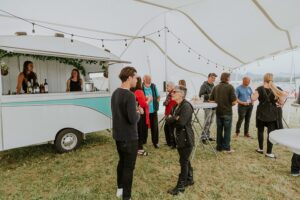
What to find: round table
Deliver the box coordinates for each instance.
[190,102,218,158]
[270,128,300,154]
[191,102,217,110]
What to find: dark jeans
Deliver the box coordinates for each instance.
[216,115,233,151]
[137,114,147,150]
[236,105,253,135]
[291,153,300,173]
[144,112,159,145]
[256,120,277,154]
[164,122,175,147]
[178,146,193,183]
[116,140,138,200]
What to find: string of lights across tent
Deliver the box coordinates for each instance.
[0,9,232,72]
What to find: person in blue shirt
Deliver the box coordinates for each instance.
[142,75,161,148]
[235,77,253,137]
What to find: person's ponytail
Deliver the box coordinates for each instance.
[268,80,285,99]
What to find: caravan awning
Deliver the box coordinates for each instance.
[0,35,130,63]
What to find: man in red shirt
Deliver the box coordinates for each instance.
[163,81,177,148]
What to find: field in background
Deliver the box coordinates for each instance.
[0,100,299,200]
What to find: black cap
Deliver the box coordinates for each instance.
[208,73,217,77]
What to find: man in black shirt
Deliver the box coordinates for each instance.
[111,66,143,200]
[210,73,237,153]
[199,73,217,144]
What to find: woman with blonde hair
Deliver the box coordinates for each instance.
[252,73,287,158]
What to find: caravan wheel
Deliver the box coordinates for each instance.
[55,128,83,153]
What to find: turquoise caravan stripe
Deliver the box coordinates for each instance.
[2,96,112,117]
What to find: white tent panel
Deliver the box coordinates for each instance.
[1,0,300,94]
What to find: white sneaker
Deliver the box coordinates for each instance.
[256,149,264,154]
[116,188,123,198]
[265,153,276,159]
[224,149,235,154]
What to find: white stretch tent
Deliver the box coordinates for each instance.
[1,0,300,94]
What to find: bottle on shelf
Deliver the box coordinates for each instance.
[44,79,48,93]
[39,84,45,93]
[27,80,32,94]
[35,82,40,94]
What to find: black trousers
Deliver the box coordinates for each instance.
[143,112,159,145]
[137,114,147,150]
[256,120,277,154]
[164,122,175,147]
[236,105,253,135]
[291,153,300,173]
[116,140,138,200]
[178,146,193,183]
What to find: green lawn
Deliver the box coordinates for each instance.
[0,103,300,200]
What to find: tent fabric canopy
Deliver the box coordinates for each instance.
[1,0,300,92]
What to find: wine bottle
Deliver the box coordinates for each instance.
[44,79,48,93]
[27,80,32,94]
[36,83,40,93]
[39,84,45,93]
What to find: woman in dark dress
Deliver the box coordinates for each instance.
[166,86,195,195]
[16,61,38,94]
[251,73,287,158]
[66,69,83,92]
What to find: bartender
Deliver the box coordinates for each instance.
[16,60,38,94]
[66,69,83,92]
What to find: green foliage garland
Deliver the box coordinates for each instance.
[0,49,104,76]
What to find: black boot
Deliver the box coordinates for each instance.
[185,165,194,187]
[167,179,185,195]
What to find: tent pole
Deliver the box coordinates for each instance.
[164,13,168,93]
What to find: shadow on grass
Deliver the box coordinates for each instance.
[0,131,112,167]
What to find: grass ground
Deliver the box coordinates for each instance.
[0,102,300,200]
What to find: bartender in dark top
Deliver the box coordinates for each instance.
[66,69,83,92]
[16,61,38,94]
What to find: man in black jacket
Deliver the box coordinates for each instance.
[199,73,217,144]
[111,66,143,200]
[166,86,195,195]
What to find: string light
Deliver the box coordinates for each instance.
[0,9,232,72]
[32,23,35,34]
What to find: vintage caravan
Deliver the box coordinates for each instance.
[0,34,126,153]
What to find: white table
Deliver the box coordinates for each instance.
[270,128,300,154]
[190,102,218,158]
